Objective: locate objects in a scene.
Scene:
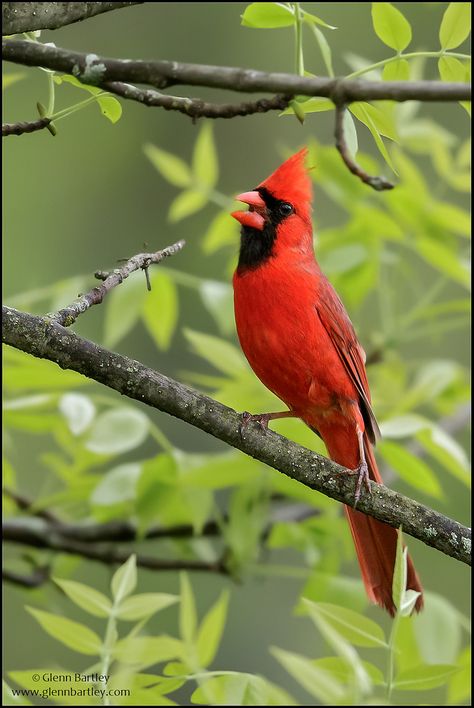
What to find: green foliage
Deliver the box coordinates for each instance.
[4,4,470,707]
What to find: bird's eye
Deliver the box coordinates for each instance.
[279,202,294,217]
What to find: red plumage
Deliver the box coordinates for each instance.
[231,148,423,615]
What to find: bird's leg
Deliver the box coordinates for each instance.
[352,427,371,506]
[239,410,297,436]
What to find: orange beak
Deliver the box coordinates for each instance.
[231,191,266,231]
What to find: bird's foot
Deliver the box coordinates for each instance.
[351,459,371,507]
[239,411,272,437]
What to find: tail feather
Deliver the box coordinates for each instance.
[344,439,423,615]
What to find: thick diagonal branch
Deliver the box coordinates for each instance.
[2,39,471,103]
[2,3,143,36]
[2,306,471,566]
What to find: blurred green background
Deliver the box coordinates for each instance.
[3,3,470,705]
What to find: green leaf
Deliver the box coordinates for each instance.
[378,440,443,498]
[343,110,359,158]
[303,600,371,695]
[416,237,470,289]
[371,3,412,51]
[308,24,334,76]
[54,74,121,123]
[448,647,471,704]
[98,94,122,123]
[144,144,192,187]
[439,55,468,83]
[104,271,148,348]
[241,3,295,28]
[302,601,387,648]
[394,664,460,691]
[91,463,141,505]
[169,190,208,222]
[191,674,297,706]
[193,122,218,188]
[413,592,462,665]
[117,593,179,621]
[113,635,183,667]
[2,73,25,90]
[58,393,95,435]
[199,280,234,335]
[53,578,112,617]
[85,408,149,454]
[271,647,346,704]
[380,413,428,438]
[179,452,258,489]
[142,271,178,350]
[392,528,407,613]
[25,607,101,655]
[196,590,229,667]
[302,10,337,30]
[202,210,238,254]
[111,554,137,604]
[4,349,87,391]
[3,678,32,705]
[416,426,470,487]
[321,244,367,275]
[439,2,471,49]
[183,328,247,376]
[350,101,398,141]
[180,572,197,646]
[382,58,410,81]
[312,657,385,686]
[349,103,397,172]
[281,97,334,116]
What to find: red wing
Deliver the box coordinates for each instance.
[316,277,380,444]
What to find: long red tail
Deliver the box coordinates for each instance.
[344,438,423,615]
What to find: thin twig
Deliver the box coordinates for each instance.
[103,82,292,120]
[2,305,471,566]
[50,240,185,326]
[2,566,50,588]
[334,104,394,191]
[2,40,470,103]
[3,518,228,575]
[2,486,59,522]
[2,117,51,137]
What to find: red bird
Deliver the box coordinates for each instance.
[231,149,423,615]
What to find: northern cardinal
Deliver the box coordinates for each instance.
[231,149,423,615]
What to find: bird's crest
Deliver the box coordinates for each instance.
[258,148,312,212]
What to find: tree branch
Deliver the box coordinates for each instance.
[2,2,143,36]
[334,104,394,191]
[2,39,470,103]
[2,305,471,566]
[50,240,185,326]
[102,81,291,120]
[2,116,52,137]
[3,518,227,575]
[2,565,50,588]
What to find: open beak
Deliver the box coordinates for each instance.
[231,191,266,231]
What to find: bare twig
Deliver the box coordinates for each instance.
[49,240,185,326]
[2,2,143,35]
[334,104,394,191]
[2,305,471,566]
[2,40,470,103]
[2,116,51,137]
[103,82,292,120]
[2,565,50,588]
[3,518,227,575]
[2,486,59,522]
